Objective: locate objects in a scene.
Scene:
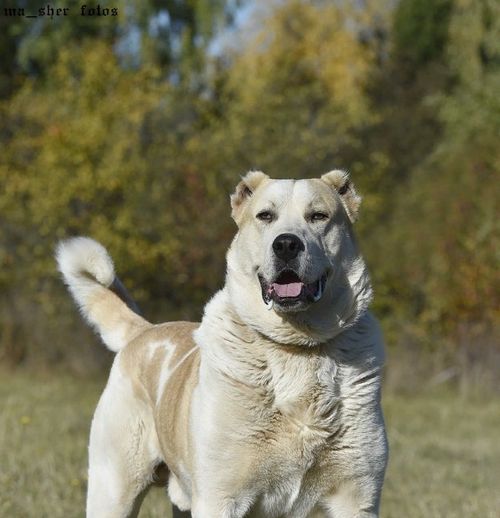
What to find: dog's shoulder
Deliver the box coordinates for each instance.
[118,321,200,404]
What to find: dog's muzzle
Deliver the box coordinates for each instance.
[258,270,327,311]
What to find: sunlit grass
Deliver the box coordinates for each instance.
[1,371,498,517]
[0,372,170,518]
[382,389,500,517]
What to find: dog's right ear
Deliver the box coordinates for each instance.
[230,171,269,224]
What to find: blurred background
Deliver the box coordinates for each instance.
[0,0,499,516]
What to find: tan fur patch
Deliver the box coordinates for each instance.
[321,169,362,222]
[119,322,201,479]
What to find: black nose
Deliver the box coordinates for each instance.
[272,233,305,262]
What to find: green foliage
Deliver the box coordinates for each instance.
[393,0,452,67]
[1,0,237,94]
[0,41,231,316]
[0,0,499,368]
[1,43,164,283]
[17,1,118,74]
[373,0,500,336]
[207,0,378,180]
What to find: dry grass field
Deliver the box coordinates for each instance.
[1,371,499,517]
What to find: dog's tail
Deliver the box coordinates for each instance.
[56,237,151,352]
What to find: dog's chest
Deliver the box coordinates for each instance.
[250,355,341,514]
[265,349,339,434]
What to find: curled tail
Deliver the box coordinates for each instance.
[56,237,150,352]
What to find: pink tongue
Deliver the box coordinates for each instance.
[272,282,304,298]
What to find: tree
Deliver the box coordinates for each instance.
[373,0,500,339]
[208,0,378,178]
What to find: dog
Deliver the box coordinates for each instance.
[57,170,388,518]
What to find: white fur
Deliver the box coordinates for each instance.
[189,291,386,517]
[60,174,387,518]
[168,473,191,511]
[57,236,115,287]
[56,237,146,352]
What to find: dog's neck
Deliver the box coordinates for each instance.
[197,290,384,391]
[224,256,373,348]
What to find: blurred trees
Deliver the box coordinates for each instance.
[0,0,498,370]
[211,0,376,175]
[377,0,500,334]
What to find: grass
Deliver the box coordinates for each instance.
[0,371,499,517]
[382,388,500,517]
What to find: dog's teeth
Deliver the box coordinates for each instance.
[265,298,274,310]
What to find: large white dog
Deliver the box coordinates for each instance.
[57,170,388,518]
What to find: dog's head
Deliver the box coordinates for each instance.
[226,170,372,346]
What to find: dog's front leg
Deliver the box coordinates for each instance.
[189,367,258,518]
[189,426,256,517]
[321,471,385,518]
[322,493,380,518]
[191,493,254,518]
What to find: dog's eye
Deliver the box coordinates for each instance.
[256,211,274,222]
[310,212,329,222]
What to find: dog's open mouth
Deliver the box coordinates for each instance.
[259,270,327,310]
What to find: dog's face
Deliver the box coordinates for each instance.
[226,170,372,345]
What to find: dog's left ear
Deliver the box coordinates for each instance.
[321,169,362,223]
[230,170,269,224]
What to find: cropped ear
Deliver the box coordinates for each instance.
[321,169,362,223]
[230,170,269,223]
